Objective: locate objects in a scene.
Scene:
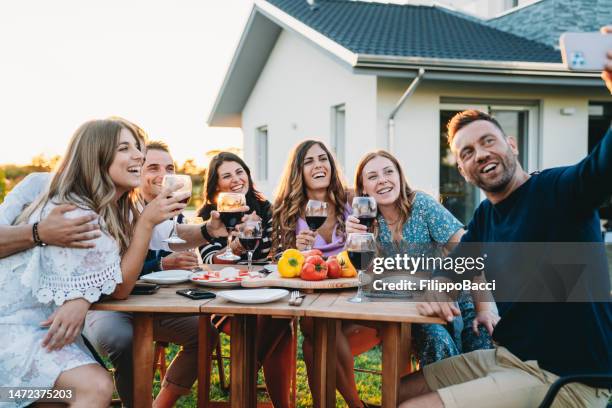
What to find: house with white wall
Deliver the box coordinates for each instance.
[208,0,611,225]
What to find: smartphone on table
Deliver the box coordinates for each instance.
[176,288,216,300]
[560,32,612,71]
[131,283,160,295]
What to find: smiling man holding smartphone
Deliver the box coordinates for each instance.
[399,27,612,408]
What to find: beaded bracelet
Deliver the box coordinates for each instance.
[32,222,47,247]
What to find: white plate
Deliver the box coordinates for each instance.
[263,264,278,273]
[141,270,193,284]
[216,289,289,304]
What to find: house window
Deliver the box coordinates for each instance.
[439,103,537,224]
[331,104,346,166]
[256,126,268,181]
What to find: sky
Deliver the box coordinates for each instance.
[0,0,253,167]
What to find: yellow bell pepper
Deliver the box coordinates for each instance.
[278,249,305,278]
[336,251,357,278]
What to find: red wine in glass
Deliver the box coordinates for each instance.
[347,250,375,271]
[239,237,260,251]
[357,215,375,229]
[219,211,245,229]
[305,216,326,231]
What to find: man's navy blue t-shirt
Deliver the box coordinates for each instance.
[448,129,612,377]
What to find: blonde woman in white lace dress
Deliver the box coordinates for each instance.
[0,118,187,407]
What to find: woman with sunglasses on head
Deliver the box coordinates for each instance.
[0,118,187,407]
[340,150,497,407]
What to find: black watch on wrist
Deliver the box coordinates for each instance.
[200,222,214,242]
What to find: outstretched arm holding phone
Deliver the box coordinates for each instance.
[601,26,612,93]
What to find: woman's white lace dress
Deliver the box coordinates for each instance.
[0,201,122,407]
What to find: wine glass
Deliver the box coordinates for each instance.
[162,174,192,244]
[238,220,262,274]
[352,197,377,231]
[304,199,327,250]
[346,232,376,303]
[184,216,204,271]
[217,192,246,261]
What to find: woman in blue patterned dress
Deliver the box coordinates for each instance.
[339,150,498,408]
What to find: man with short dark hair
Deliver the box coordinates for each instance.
[139,140,199,272]
[399,30,612,408]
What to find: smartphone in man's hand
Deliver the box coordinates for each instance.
[560,32,612,71]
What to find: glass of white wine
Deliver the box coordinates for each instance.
[162,174,192,244]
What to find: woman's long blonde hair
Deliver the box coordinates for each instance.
[354,150,416,240]
[271,140,347,253]
[18,118,147,254]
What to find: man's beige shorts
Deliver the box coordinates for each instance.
[422,347,610,408]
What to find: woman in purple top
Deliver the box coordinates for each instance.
[294,207,351,257]
[272,140,351,395]
[271,140,350,257]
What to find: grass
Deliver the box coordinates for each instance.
[142,330,383,407]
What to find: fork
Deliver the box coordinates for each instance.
[289,290,298,305]
[289,290,304,306]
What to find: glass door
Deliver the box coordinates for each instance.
[439,103,538,225]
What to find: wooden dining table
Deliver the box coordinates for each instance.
[90,283,210,408]
[91,281,314,408]
[304,291,443,408]
[92,276,443,408]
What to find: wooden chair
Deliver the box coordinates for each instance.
[345,323,416,408]
[538,375,612,408]
[154,339,228,389]
[153,341,169,381]
[348,323,416,373]
[203,316,298,408]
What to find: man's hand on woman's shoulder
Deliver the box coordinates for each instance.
[37,204,101,249]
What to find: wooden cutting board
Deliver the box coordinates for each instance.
[241,271,359,290]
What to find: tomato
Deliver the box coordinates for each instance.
[300,255,328,281]
[326,258,342,279]
[300,249,323,258]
